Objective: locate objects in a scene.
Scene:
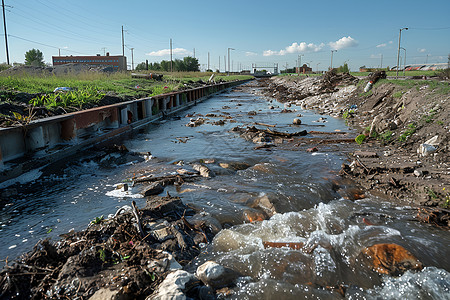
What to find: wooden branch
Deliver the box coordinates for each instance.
[131,201,145,238]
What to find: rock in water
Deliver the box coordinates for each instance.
[361,243,423,276]
[142,182,164,196]
[293,118,302,125]
[196,261,240,289]
[192,164,215,178]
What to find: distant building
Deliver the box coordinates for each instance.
[296,64,312,74]
[52,53,127,71]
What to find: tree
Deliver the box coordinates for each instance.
[183,56,199,72]
[25,49,45,66]
[135,62,148,71]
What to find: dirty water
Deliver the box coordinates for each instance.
[1,83,449,299]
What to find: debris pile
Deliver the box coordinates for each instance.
[0,195,219,299]
[264,70,359,115]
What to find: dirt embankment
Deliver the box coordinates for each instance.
[261,72,450,228]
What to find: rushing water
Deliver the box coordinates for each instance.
[1,83,449,299]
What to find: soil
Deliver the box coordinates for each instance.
[258,71,450,228]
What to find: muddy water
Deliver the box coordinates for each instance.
[1,83,449,298]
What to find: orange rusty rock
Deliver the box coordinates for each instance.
[362,243,423,276]
[262,241,304,250]
[244,210,265,223]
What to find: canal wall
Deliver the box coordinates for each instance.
[0,80,249,183]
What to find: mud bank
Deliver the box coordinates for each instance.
[260,72,450,228]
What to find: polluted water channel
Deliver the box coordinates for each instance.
[1,82,450,299]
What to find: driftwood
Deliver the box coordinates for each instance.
[134,174,199,185]
[254,122,276,128]
[132,201,145,238]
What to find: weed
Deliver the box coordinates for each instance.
[442,195,450,209]
[393,91,404,98]
[398,123,416,142]
[91,215,104,225]
[342,109,355,120]
[436,120,444,126]
[427,188,438,200]
[355,134,366,145]
[98,248,107,263]
[379,130,393,142]
[421,109,436,124]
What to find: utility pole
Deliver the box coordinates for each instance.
[170,38,173,72]
[208,52,210,70]
[130,48,134,70]
[298,54,303,74]
[121,26,125,57]
[227,48,234,76]
[330,50,337,70]
[58,48,61,56]
[380,54,383,69]
[224,56,226,73]
[396,27,408,78]
[2,0,9,65]
[193,48,195,58]
[218,56,220,72]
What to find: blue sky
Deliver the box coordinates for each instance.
[3,0,450,71]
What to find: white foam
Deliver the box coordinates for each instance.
[105,188,143,199]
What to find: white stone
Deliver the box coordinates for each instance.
[147,270,196,300]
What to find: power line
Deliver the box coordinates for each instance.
[409,26,450,30]
[7,34,87,55]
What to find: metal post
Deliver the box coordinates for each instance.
[400,47,406,76]
[227,48,234,76]
[170,38,173,72]
[1,0,8,65]
[131,48,134,70]
[121,26,124,57]
[330,50,337,70]
[396,27,408,79]
[316,63,320,73]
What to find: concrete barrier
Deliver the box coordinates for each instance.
[0,80,249,183]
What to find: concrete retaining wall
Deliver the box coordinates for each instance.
[0,80,248,183]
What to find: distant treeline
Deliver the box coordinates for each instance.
[136,56,200,72]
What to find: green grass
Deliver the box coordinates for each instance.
[398,123,417,142]
[0,71,253,109]
[379,130,393,142]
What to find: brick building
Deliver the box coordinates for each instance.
[296,64,312,74]
[52,53,127,71]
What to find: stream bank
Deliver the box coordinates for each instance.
[260,72,450,228]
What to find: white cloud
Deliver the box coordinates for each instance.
[370,54,382,59]
[263,50,282,56]
[389,41,393,44]
[263,41,324,56]
[329,36,358,50]
[376,43,387,48]
[285,42,324,53]
[245,51,258,56]
[418,48,426,53]
[146,48,190,56]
